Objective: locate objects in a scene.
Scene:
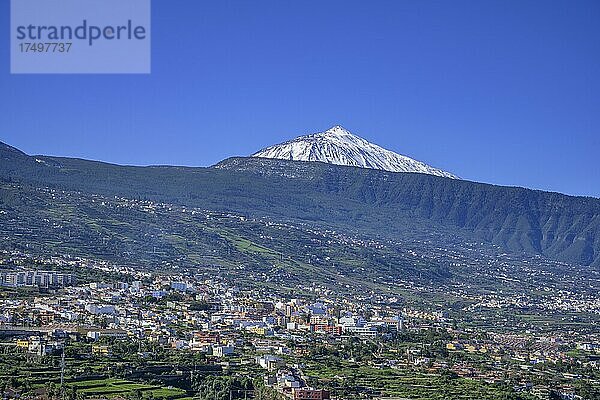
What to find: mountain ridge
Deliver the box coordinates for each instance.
[1,140,599,268]
[217,156,599,200]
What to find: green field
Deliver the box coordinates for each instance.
[304,361,535,400]
[68,378,186,399]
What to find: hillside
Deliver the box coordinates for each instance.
[0,141,599,268]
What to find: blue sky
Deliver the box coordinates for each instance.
[0,0,598,197]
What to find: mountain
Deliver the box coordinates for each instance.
[0,141,27,159]
[0,139,599,268]
[252,125,458,178]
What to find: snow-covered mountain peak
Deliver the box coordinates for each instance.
[322,125,350,135]
[316,125,359,139]
[252,126,458,178]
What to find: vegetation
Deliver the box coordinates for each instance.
[1,143,599,268]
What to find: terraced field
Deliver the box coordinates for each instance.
[69,378,187,399]
[304,362,535,400]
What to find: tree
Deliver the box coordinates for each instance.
[46,382,57,400]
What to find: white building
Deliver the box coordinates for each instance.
[212,345,234,357]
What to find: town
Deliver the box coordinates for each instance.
[1,247,599,400]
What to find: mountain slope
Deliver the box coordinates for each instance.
[0,141,599,268]
[252,125,458,178]
[0,141,28,160]
[217,157,600,267]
